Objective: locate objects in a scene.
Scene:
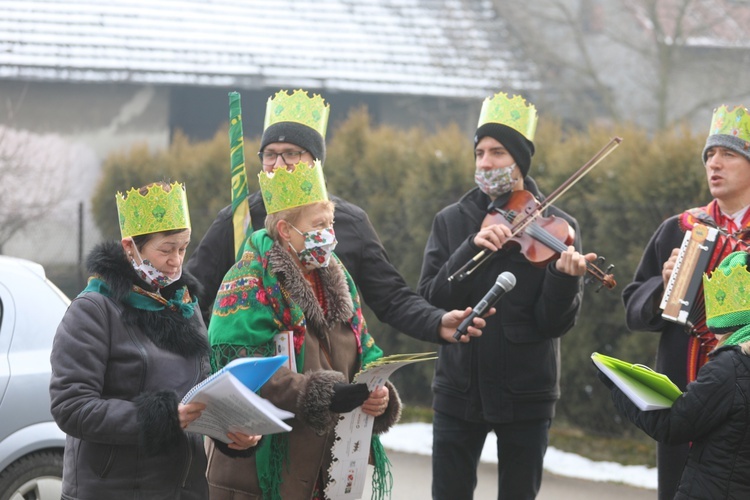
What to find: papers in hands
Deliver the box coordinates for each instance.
[182,355,294,443]
[325,352,437,499]
[592,352,682,411]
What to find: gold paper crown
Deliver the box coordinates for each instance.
[116,182,191,238]
[258,160,328,214]
[477,92,538,142]
[263,89,330,138]
[708,104,750,143]
[703,259,750,324]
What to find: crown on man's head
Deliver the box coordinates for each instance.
[477,92,538,142]
[703,251,750,330]
[259,160,328,214]
[263,89,330,139]
[116,182,191,239]
[708,104,750,144]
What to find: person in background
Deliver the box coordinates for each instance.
[418,92,592,499]
[204,158,400,500]
[186,89,488,345]
[622,104,750,500]
[601,250,750,499]
[49,181,258,500]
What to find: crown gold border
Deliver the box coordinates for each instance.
[116,182,191,238]
[477,92,538,142]
[263,89,330,138]
[258,160,328,214]
[703,263,750,322]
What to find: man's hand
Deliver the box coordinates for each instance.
[662,247,681,288]
[439,307,495,343]
[555,246,597,277]
[473,224,513,252]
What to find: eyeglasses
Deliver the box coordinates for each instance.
[258,150,307,166]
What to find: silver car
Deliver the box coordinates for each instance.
[0,256,69,500]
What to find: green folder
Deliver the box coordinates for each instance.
[592,352,683,411]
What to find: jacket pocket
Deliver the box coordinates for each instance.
[83,442,117,478]
[433,343,472,393]
[502,323,557,396]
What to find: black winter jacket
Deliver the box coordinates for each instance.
[418,180,584,423]
[186,190,444,342]
[49,242,210,500]
[611,345,750,499]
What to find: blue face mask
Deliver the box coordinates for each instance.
[475,163,517,198]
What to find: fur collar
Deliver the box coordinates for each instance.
[266,241,354,340]
[85,241,208,357]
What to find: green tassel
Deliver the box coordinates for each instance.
[369,436,393,500]
[257,434,289,500]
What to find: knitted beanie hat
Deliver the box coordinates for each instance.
[474,122,535,177]
[702,134,750,164]
[260,121,326,164]
[703,251,750,332]
[702,104,750,164]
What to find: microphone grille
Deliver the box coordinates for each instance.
[497,271,516,291]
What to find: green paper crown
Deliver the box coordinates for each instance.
[703,251,750,329]
[259,160,328,214]
[263,89,330,139]
[116,182,191,238]
[708,104,750,143]
[477,92,538,142]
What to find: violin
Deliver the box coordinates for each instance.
[448,136,623,289]
[480,190,616,290]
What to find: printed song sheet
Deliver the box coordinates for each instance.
[325,352,437,499]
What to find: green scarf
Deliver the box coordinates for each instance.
[80,276,196,318]
[208,230,389,500]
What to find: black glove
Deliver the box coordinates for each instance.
[593,362,615,390]
[329,382,370,413]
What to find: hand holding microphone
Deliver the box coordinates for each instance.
[453,272,516,341]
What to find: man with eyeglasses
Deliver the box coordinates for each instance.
[187,89,488,345]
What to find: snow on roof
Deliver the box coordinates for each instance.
[626,0,750,49]
[0,0,539,97]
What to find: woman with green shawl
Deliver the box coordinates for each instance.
[205,161,400,500]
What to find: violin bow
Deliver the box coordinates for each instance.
[448,136,623,282]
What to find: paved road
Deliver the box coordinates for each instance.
[363,451,655,499]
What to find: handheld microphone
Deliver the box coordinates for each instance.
[453,271,516,340]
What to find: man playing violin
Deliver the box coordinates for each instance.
[622,104,750,500]
[418,92,594,500]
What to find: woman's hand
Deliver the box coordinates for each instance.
[361,385,389,417]
[178,402,206,429]
[225,432,262,450]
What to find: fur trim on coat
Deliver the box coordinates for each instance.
[134,390,183,456]
[86,241,208,357]
[298,370,347,436]
[267,241,354,341]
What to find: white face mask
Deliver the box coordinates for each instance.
[289,225,338,271]
[128,239,182,288]
[475,163,517,198]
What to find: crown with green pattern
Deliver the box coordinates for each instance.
[703,251,750,330]
[477,92,538,142]
[116,182,191,238]
[258,160,328,214]
[708,105,750,142]
[263,89,330,139]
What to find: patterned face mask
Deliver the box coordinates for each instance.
[128,239,182,288]
[289,225,337,271]
[474,163,517,198]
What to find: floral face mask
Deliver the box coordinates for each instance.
[128,239,182,288]
[289,225,337,271]
[474,163,517,198]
